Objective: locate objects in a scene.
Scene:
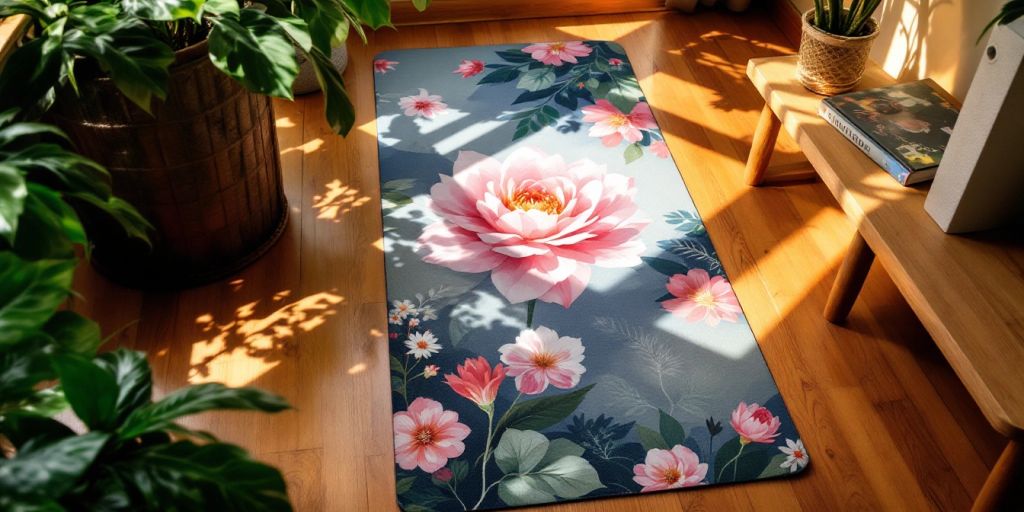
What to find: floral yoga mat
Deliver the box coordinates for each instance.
[374,42,808,511]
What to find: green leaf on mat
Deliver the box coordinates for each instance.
[658,409,686,447]
[636,425,668,452]
[493,383,594,436]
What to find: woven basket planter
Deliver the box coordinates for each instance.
[797,9,879,95]
[50,40,288,289]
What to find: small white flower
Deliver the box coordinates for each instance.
[405,331,441,359]
[408,318,421,328]
[392,299,417,319]
[778,438,808,473]
[420,306,438,321]
[388,311,403,325]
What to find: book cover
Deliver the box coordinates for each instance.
[822,79,959,178]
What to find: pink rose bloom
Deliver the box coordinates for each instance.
[374,59,398,74]
[633,445,707,492]
[662,269,741,326]
[444,356,506,407]
[521,41,592,66]
[498,326,585,395]
[417,148,648,307]
[730,402,781,445]
[394,397,471,473]
[453,59,485,78]
[398,89,448,118]
[608,58,624,66]
[581,100,657,147]
[650,140,670,159]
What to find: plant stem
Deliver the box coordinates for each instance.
[474,407,497,510]
[716,443,746,483]
[447,482,468,510]
[708,433,716,464]
[526,299,536,328]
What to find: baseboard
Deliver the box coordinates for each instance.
[391,0,666,26]
[768,0,802,47]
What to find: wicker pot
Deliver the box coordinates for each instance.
[797,9,879,95]
[51,40,288,289]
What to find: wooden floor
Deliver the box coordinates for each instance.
[73,9,1005,511]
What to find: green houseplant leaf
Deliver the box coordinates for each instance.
[0,254,75,346]
[119,382,289,439]
[0,163,26,243]
[94,349,153,425]
[0,432,110,500]
[208,8,299,100]
[122,0,206,21]
[51,354,119,431]
[13,183,86,260]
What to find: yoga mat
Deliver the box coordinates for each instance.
[374,41,808,511]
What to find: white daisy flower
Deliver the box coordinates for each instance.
[392,299,417,319]
[408,318,420,328]
[388,311,403,325]
[405,331,441,359]
[778,438,808,473]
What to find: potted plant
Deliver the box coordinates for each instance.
[0,108,294,507]
[0,0,427,288]
[797,0,882,95]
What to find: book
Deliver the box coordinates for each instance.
[818,79,959,186]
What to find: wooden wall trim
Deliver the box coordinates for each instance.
[768,0,802,47]
[391,0,667,26]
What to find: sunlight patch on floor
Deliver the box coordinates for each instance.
[188,290,345,387]
[313,179,372,222]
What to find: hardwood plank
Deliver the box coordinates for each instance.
[68,8,1000,511]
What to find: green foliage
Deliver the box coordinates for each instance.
[493,429,603,506]
[493,383,595,439]
[811,0,881,37]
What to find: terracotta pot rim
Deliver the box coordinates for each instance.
[801,9,879,43]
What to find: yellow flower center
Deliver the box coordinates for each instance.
[417,340,429,349]
[660,467,681,485]
[414,426,435,446]
[607,113,630,128]
[531,352,559,369]
[691,289,717,308]
[548,42,566,54]
[507,189,563,214]
[793,449,804,459]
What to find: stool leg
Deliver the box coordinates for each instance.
[972,440,1023,512]
[744,103,782,186]
[824,232,874,323]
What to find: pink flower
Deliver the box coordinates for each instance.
[633,445,707,492]
[393,397,471,473]
[650,140,670,159]
[453,59,485,78]
[444,357,506,407]
[662,269,741,326]
[521,41,592,66]
[398,89,448,118]
[730,402,781,445]
[374,59,398,74]
[608,58,624,66]
[498,326,585,395]
[423,364,439,379]
[417,148,648,307]
[581,100,658,147]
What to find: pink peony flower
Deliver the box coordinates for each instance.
[608,58,624,66]
[730,402,781,445]
[581,100,658,147]
[633,445,707,492]
[453,59,485,78]
[521,41,592,66]
[498,326,585,395]
[398,89,448,118]
[394,397,471,473]
[417,148,648,307]
[650,140,670,159]
[662,269,741,326]
[374,59,398,74]
[444,356,506,407]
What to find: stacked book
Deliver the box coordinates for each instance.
[818,79,960,186]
